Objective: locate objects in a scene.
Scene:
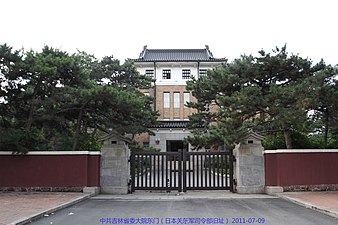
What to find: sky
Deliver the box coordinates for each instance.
[1,0,337,65]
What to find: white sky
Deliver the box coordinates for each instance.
[1,0,337,65]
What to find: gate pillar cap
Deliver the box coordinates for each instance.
[240,129,264,145]
[98,131,132,146]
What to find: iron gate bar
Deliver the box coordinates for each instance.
[157,155,160,187]
[222,155,225,188]
[208,154,210,187]
[205,154,208,187]
[193,156,195,186]
[151,155,154,187]
[174,159,177,188]
[179,150,183,192]
[140,155,143,188]
[153,155,156,187]
[166,154,168,191]
[198,154,201,188]
[182,150,186,192]
[145,155,148,188]
[229,149,234,192]
[130,151,135,192]
[161,154,165,187]
[209,154,212,187]
[226,155,229,186]
[217,155,220,187]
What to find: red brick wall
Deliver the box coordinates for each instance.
[0,152,100,188]
[155,85,196,120]
[265,150,338,187]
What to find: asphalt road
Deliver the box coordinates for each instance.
[28,198,337,225]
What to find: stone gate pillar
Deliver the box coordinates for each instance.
[99,133,130,194]
[233,130,265,194]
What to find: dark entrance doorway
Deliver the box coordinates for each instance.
[166,140,188,152]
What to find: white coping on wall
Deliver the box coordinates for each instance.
[0,151,101,155]
[264,149,338,154]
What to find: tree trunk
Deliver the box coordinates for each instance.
[91,127,97,138]
[26,80,41,130]
[72,106,84,151]
[26,104,35,129]
[323,109,329,148]
[281,121,293,149]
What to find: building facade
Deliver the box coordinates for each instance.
[131,45,226,152]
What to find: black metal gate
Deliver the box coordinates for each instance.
[130,150,233,192]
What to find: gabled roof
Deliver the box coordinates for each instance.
[98,130,132,143]
[242,129,264,141]
[131,45,227,62]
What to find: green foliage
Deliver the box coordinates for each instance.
[79,135,102,151]
[129,143,160,152]
[0,128,49,154]
[307,134,337,149]
[186,45,337,149]
[0,43,158,153]
[262,132,338,150]
[300,67,338,147]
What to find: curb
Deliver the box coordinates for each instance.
[276,194,338,219]
[8,194,93,225]
[91,193,278,201]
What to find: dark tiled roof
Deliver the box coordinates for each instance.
[149,121,190,128]
[132,45,226,62]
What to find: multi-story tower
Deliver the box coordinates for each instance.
[131,45,226,152]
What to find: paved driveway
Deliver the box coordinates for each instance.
[0,192,89,225]
[28,198,337,225]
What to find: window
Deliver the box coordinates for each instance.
[182,69,191,79]
[184,92,190,108]
[199,69,207,77]
[163,92,170,108]
[145,70,154,77]
[143,142,149,148]
[174,92,180,108]
[162,69,171,79]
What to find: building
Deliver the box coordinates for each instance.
[131,45,226,152]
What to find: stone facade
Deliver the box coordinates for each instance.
[282,184,338,192]
[99,134,130,194]
[154,85,196,120]
[233,131,265,194]
[0,187,84,192]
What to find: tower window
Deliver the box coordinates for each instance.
[164,92,170,108]
[174,92,180,108]
[184,92,190,108]
[199,69,207,77]
[145,69,154,77]
[162,69,171,79]
[182,69,191,79]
